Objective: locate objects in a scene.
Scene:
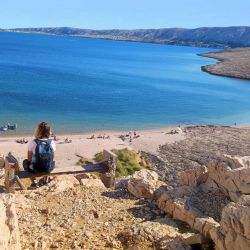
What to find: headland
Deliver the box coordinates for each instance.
[200,48,250,80]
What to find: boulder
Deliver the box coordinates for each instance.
[207,161,250,202]
[220,202,250,250]
[45,175,79,193]
[127,170,160,198]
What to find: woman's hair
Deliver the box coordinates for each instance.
[34,122,51,139]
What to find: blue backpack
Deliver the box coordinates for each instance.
[33,139,54,172]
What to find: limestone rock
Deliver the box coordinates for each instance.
[158,238,191,250]
[45,175,79,193]
[75,173,97,181]
[207,161,250,202]
[0,194,21,250]
[180,233,203,245]
[179,165,208,187]
[74,173,105,188]
[115,176,131,190]
[127,169,160,198]
[224,154,250,168]
[220,202,250,250]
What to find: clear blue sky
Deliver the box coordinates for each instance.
[1,0,250,29]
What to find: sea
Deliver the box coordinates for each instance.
[0,32,250,135]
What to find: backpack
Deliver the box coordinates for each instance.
[33,139,54,172]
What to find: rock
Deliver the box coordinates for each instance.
[179,165,208,187]
[0,194,21,250]
[158,238,191,250]
[135,217,181,241]
[237,194,250,205]
[180,233,203,245]
[115,176,131,190]
[46,175,79,193]
[207,161,250,202]
[219,202,250,250]
[75,173,97,182]
[127,169,160,198]
[80,178,105,188]
[224,155,250,168]
[125,246,140,250]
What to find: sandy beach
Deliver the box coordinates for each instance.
[0,128,185,169]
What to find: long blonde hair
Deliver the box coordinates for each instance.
[34,122,51,139]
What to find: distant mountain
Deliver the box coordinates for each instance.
[2,26,250,48]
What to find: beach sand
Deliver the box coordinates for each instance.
[0,128,185,169]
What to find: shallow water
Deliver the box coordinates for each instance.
[0,32,250,135]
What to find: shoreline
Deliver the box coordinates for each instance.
[0,127,185,169]
[0,122,245,138]
[199,48,250,80]
[0,125,178,138]
[1,125,248,170]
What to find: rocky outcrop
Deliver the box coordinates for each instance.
[143,126,250,187]
[206,160,250,202]
[119,217,202,250]
[127,169,162,199]
[218,201,250,250]
[0,194,20,250]
[154,158,250,250]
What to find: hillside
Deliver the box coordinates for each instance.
[1,125,250,250]
[3,26,250,48]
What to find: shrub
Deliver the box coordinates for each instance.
[94,148,149,177]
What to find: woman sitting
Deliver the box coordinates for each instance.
[23,122,56,186]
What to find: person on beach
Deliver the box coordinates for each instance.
[129,135,132,144]
[134,130,137,138]
[23,122,56,187]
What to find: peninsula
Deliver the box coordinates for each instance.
[200,48,250,80]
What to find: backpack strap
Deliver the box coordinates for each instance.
[34,139,52,146]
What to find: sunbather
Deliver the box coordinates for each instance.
[87,135,95,139]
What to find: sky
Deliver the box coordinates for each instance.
[0,0,249,29]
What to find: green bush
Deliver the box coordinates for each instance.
[94,148,148,177]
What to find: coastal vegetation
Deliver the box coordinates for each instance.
[76,148,148,177]
[95,148,149,177]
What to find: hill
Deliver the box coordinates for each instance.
[3,26,250,48]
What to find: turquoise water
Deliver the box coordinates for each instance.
[0,32,250,135]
